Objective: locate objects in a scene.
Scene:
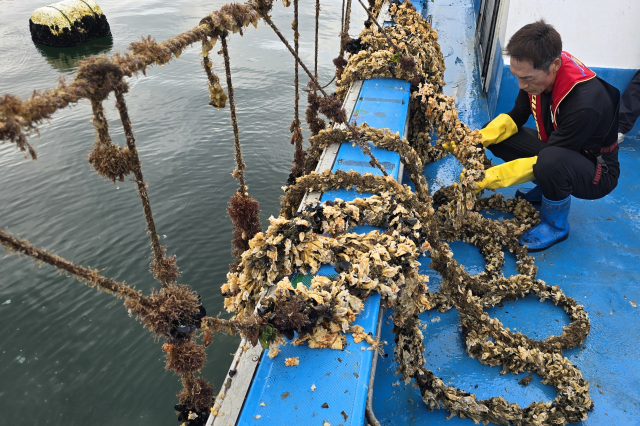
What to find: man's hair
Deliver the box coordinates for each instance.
[505,20,562,71]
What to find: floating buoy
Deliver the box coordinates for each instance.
[29,0,111,47]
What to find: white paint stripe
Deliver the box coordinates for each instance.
[499,0,640,69]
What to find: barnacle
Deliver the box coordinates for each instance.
[207,76,228,109]
[335,4,445,101]
[284,357,299,366]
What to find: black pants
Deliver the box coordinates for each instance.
[620,70,640,134]
[487,127,618,201]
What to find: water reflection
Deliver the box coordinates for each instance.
[34,34,113,73]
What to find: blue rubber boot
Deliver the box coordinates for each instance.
[515,180,542,204]
[519,195,570,252]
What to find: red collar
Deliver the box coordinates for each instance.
[528,52,596,141]
[550,52,596,119]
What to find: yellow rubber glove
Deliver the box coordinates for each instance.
[443,114,518,153]
[479,114,518,147]
[471,156,537,193]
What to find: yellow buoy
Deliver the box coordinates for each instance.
[29,0,111,47]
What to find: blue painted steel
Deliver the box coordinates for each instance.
[486,37,504,119]
[373,166,640,425]
[238,226,381,426]
[322,78,409,202]
[331,142,401,178]
[433,0,490,129]
[349,78,410,138]
[372,0,640,424]
[472,0,481,19]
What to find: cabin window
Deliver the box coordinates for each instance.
[476,0,501,91]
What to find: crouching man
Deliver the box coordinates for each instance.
[449,20,620,251]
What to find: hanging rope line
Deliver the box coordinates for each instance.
[355,0,400,52]
[340,0,352,56]
[333,0,351,79]
[77,57,179,288]
[301,76,336,93]
[290,0,306,179]
[256,0,327,97]
[87,98,134,183]
[115,88,180,287]
[315,0,320,82]
[221,33,263,266]
[202,36,227,109]
[0,229,145,301]
[222,33,247,196]
[293,0,300,126]
[340,0,345,34]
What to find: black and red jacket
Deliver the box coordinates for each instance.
[507,51,620,181]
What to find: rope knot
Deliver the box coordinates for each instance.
[76,55,125,101]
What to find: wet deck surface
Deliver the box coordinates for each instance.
[371,0,640,424]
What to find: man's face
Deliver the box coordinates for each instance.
[510,58,561,96]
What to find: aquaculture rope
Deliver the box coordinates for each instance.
[257,6,328,98]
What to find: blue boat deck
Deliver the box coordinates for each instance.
[371,0,640,425]
[323,78,410,202]
[238,287,381,426]
[237,77,410,426]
